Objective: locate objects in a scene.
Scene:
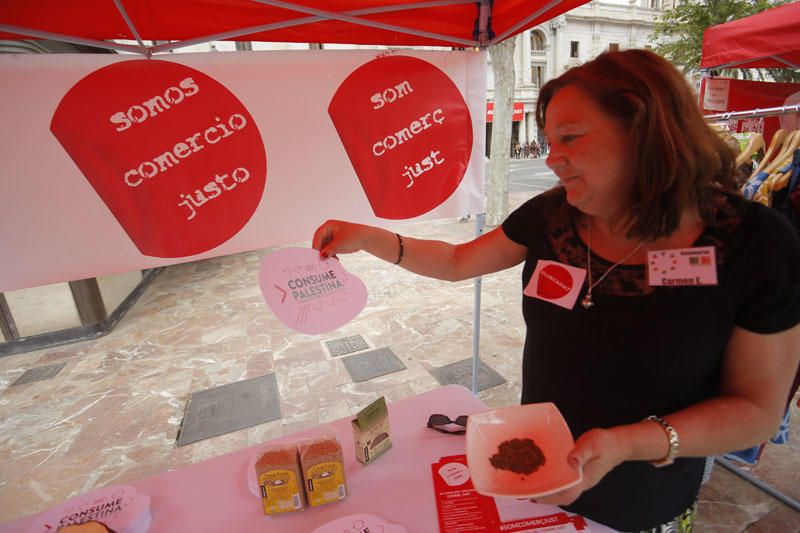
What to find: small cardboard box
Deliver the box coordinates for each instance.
[352,396,392,465]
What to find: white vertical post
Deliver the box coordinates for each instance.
[471,212,486,395]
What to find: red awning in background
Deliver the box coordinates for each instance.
[0,0,590,53]
[700,2,800,70]
[486,101,524,122]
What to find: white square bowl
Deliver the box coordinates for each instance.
[466,402,582,498]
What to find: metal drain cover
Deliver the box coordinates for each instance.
[429,359,506,392]
[342,347,406,382]
[177,373,281,446]
[325,334,370,357]
[11,363,66,386]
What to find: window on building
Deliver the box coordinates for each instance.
[531,65,545,88]
[609,43,619,52]
[650,0,659,8]
[570,41,579,58]
[530,31,545,51]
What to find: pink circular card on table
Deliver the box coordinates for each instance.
[259,247,368,335]
[28,484,151,533]
[311,513,407,533]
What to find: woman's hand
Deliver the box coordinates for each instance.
[534,428,631,507]
[312,221,527,280]
[312,220,373,258]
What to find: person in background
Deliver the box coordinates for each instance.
[313,49,800,532]
[531,139,540,158]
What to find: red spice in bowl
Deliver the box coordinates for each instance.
[489,438,546,475]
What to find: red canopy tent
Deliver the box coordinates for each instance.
[0,0,590,52]
[699,2,800,146]
[700,1,800,70]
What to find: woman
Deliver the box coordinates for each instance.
[312,50,800,531]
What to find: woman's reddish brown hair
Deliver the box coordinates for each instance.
[536,49,738,239]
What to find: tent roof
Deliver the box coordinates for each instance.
[700,2,800,70]
[0,0,589,54]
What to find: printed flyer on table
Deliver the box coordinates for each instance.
[432,455,590,533]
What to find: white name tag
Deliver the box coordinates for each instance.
[524,260,587,310]
[647,246,718,287]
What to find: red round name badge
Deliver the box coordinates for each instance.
[536,264,574,300]
[51,59,267,258]
[328,55,472,220]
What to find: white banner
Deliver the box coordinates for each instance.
[702,78,730,112]
[0,50,486,291]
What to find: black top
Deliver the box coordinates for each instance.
[502,188,800,531]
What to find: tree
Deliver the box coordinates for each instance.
[651,0,799,83]
[486,38,516,227]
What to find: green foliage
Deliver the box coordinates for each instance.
[651,0,799,82]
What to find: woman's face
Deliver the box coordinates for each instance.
[544,85,634,219]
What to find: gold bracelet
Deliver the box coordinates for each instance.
[393,233,404,265]
[644,415,679,468]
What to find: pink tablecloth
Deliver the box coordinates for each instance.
[2,385,614,532]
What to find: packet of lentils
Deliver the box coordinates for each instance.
[254,442,305,515]
[298,429,348,507]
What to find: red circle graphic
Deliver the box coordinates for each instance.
[328,55,473,220]
[536,264,574,300]
[51,59,267,258]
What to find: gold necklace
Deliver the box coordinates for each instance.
[581,219,645,310]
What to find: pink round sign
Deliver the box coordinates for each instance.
[259,248,368,335]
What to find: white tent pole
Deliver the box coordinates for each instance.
[112,0,150,56]
[490,0,562,45]
[149,0,475,54]
[715,457,800,512]
[471,212,486,395]
[771,55,799,69]
[253,0,478,47]
[149,18,327,54]
[0,23,143,54]
[711,55,800,71]
[342,0,475,15]
[476,0,491,48]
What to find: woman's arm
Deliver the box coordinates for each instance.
[312,220,528,281]
[619,323,800,458]
[538,323,800,506]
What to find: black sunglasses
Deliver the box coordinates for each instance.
[427,414,469,435]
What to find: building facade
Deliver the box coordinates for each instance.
[487,0,672,151]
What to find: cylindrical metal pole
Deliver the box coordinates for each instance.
[715,457,800,512]
[472,212,486,395]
